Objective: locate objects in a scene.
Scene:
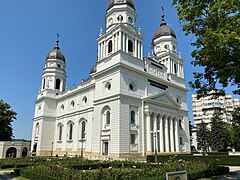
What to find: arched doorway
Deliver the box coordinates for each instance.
[22,147,28,157]
[6,147,17,158]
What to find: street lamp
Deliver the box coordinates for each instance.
[151,131,158,163]
[81,137,84,158]
[51,142,54,157]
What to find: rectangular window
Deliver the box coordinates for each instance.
[131,134,136,144]
[179,119,183,129]
[180,137,183,145]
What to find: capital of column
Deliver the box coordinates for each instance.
[152,112,159,118]
[164,114,170,120]
[145,111,152,117]
[158,113,164,119]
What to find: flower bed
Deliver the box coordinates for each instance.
[18,156,229,180]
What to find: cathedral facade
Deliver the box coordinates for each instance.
[31,0,191,159]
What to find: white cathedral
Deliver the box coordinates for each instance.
[31,0,191,159]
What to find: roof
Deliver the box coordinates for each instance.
[153,14,176,41]
[46,40,66,63]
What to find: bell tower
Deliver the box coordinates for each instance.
[41,37,66,93]
[151,8,184,79]
[97,0,143,61]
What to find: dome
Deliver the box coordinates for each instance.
[46,40,66,63]
[107,0,135,11]
[153,14,176,41]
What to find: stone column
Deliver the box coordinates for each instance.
[140,43,143,60]
[164,115,170,152]
[153,113,158,152]
[138,41,141,59]
[126,35,129,53]
[146,112,152,152]
[102,41,105,59]
[170,116,175,152]
[98,44,101,61]
[159,114,164,152]
[113,34,115,53]
[123,33,126,52]
[175,119,180,152]
[118,31,122,51]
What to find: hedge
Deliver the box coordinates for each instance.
[19,164,229,180]
[147,155,240,166]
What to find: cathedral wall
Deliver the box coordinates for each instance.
[38,117,56,155]
[120,68,145,97]
[119,95,142,154]
[43,98,57,117]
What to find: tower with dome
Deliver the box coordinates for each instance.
[31,0,191,159]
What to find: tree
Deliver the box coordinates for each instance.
[209,114,224,151]
[196,121,210,152]
[230,107,240,150]
[173,0,240,96]
[0,100,17,141]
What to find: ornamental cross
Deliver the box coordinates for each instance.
[56,33,60,41]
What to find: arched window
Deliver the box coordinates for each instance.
[22,147,28,157]
[81,121,86,139]
[55,78,61,90]
[60,104,64,111]
[106,111,111,125]
[102,106,111,129]
[6,147,17,158]
[58,124,63,141]
[71,101,75,108]
[131,110,135,124]
[128,40,133,53]
[108,40,113,53]
[35,123,39,136]
[68,123,73,141]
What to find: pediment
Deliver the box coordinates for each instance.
[144,92,179,108]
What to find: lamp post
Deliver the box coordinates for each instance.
[51,142,54,157]
[81,137,84,158]
[151,131,158,163]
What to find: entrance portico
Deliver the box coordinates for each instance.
[144,92,185,154]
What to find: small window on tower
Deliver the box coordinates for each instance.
[56,78,61,90]
[71,101,75,108]
[128,40,133,53]
[174,63,178,74]
[108,40,113,53]
[43,79,46,89]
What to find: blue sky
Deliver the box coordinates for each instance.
[0,0,199,140]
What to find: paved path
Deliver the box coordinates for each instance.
[213,166,240,180]
[0,170,16,180]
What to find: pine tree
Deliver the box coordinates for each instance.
[209,114,224,151]
[230,107,240,150]
[196,121,210,152]
[0,100,17,141]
